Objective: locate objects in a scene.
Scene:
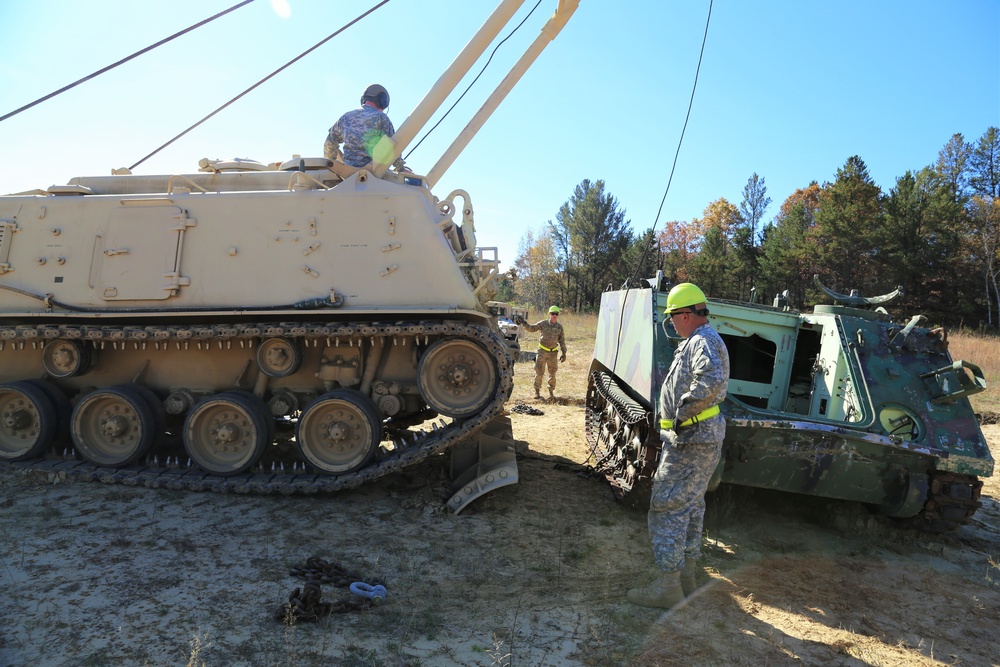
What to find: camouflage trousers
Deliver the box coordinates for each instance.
[648,433,723,573]
[533,349,559,392]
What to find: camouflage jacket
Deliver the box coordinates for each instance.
[324,106,395,168]
[659,323,729,445]
[522,320,566,354]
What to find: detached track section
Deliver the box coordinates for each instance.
[0,319,513,495]
[585,369,656,501]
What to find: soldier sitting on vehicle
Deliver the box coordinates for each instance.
[324,84,401,169]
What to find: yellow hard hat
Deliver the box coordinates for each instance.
[548,305,561,314]
[665,283,707,313]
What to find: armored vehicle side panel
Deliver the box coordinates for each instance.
[1,172,480,312]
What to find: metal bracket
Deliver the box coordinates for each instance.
[921,360,987,404]
[0,219,20,273]
[448,416,518,513]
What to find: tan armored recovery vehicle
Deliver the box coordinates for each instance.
[0,0,578,509]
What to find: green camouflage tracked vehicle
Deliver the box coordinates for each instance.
[0,0,577,510]
[587,272,992,530]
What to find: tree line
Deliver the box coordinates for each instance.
[503,127,1000,329]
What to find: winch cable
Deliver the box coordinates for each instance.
[0,0,257,124]
[129,0,391,170]
[404,0,543,162]
[623,0,712,292]
[611,0,712,374]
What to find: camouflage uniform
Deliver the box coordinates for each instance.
[521,319,566,393]
[324,105,395,168]
[649,322,729,573]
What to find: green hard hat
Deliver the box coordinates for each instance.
[665,283,707,313]
[548,305,561,314]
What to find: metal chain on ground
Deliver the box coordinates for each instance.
[289,556,363,586]
[276,580,335,622]
[276,557,381,622]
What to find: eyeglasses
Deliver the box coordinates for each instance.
[667,310,695,320]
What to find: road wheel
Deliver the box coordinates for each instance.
[297,390,382,474]
[417,338,498,418]
[183,391,270,475]
[0,381,57,461]
[71,385,157,466]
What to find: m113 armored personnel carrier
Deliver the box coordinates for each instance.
[0,0,578,510]
[587,273,992,530]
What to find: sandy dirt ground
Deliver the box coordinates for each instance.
[2,356,999,666]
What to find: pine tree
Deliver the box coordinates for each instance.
[969,127,999,199]
[549,179,632,311]
[880,168,967,321]
[813,156,884,294]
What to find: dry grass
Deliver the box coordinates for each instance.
[949,328,1000,414]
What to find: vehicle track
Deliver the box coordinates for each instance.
[0,319,514,495]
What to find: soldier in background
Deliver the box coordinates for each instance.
[517,306,566,400]
[628,283,729,610]
[324,84,395,168]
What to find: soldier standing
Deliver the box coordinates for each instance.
[628,283,730,609]
[324,84,395,168]
[517,306,566,400]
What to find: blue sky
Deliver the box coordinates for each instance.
[1,0,997,271]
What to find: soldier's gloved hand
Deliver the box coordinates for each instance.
[515,316,526,326]
[559,353,566,363]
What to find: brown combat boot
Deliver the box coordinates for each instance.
[627,570,685,609]
[548,388,555,400]
[534,388,541,399]
[680,560,698,597]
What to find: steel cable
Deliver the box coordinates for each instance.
[129,0,391,170]
[0,0,257,124]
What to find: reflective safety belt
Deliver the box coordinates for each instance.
[538,343,558,352]
[660,404,721,430]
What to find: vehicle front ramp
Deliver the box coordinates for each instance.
[447,415,518,513]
